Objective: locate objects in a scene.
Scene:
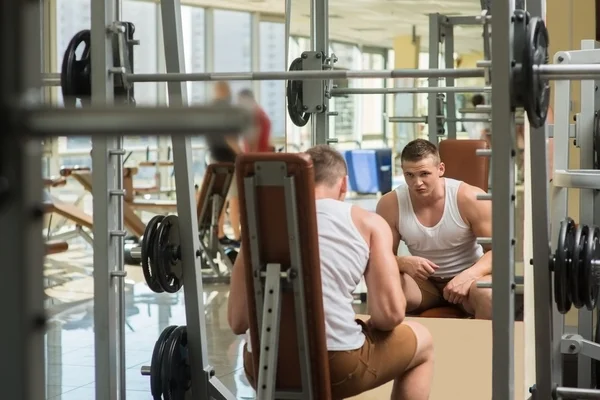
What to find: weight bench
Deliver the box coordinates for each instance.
[415,139,490,320]
[237,153,331,399]
[196,162,238,283]
[43,192,95,246]
[67,169,146,238]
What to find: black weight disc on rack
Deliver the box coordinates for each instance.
[154,215,183,293]
[570,224,588,309]
[554,217,576,314]
[150,325,178,400]
[522,17,550,128]
[161,326,191,400]
[60,29,92,108]
[286,57,311,127]
[142,215,165,293]
[582,225,600,310]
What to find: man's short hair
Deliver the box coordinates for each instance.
[400,139,440,164]
[305,144,347,187]
[471,94,485,107]
[238,88,254,100]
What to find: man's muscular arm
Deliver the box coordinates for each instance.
[458,183,492,278]
[375,192,401,253]
[360,209,407,330]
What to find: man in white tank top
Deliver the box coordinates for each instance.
[227,145,435,400]
[377,139,493,319]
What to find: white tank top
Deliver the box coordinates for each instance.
[395,178,484,278]
[245,198,369,352]
[316,198,369,350]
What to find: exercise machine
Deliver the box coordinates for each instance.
[126,162,239,282]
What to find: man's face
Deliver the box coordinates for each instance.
[401,155,444,197]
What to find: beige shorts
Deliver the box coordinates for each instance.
[243,318,417,399]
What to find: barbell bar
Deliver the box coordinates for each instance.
[18,104,254,137]
[330,86,492,96]
[122,68,485,83]
[116,64,600,83]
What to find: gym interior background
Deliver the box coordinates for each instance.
[38,0,595,399]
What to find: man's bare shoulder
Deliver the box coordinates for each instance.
[456,182,486,207]
[350,204,390,243]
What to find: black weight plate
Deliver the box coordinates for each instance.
[554,217,575,314]
[154,215,183,294]
[570,224,588,309]
[583,225,600,310]
[142,215,165,293]
[60,30,92,108]
[150,325,178,399]
[286,57,311,127]
[522,17,550,128]
[161,326,191,400]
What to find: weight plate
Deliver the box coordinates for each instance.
[570,224,588,309]
[522,17,550,129]
[154,215,183,294]
[583,225,600,310]
[554,217,576,314]
[142,215,165,293]
[161,326,191,400]
[286,57,311,127]
[60,30,92,108]
[150,325,178,399]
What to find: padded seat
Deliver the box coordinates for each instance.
[417,139,490,319]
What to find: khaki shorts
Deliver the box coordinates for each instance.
[413,276,471,315]
[243,318,417,399]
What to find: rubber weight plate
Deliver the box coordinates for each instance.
[582,225,600,310]
[522,17,550,128]
[60,30,92,108]
[286,57,311,127]
[570,224,588,309]
[150,325,178,400]
[142,215,165,293]
[554,217,576,314]
[161,326,191,400]
[154,215,183,293]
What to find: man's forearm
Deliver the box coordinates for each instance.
[395,255,411,273]
[466,250,492,278]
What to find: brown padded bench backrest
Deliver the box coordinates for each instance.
[195,162,234,231]
[236,153,331,399]
[438,139,490,192]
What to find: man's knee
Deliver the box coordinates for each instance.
[403,320,434,368]
[468,274,492,301]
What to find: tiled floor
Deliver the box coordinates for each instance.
[43,192,384,400]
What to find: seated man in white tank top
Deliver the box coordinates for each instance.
[376,139,493,320]
[227,144,435,400]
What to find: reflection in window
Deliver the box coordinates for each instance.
[259,21,286,138]
[213,10,252,98]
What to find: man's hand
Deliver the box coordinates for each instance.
[398,256,439,281]
[443,270,477,304]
